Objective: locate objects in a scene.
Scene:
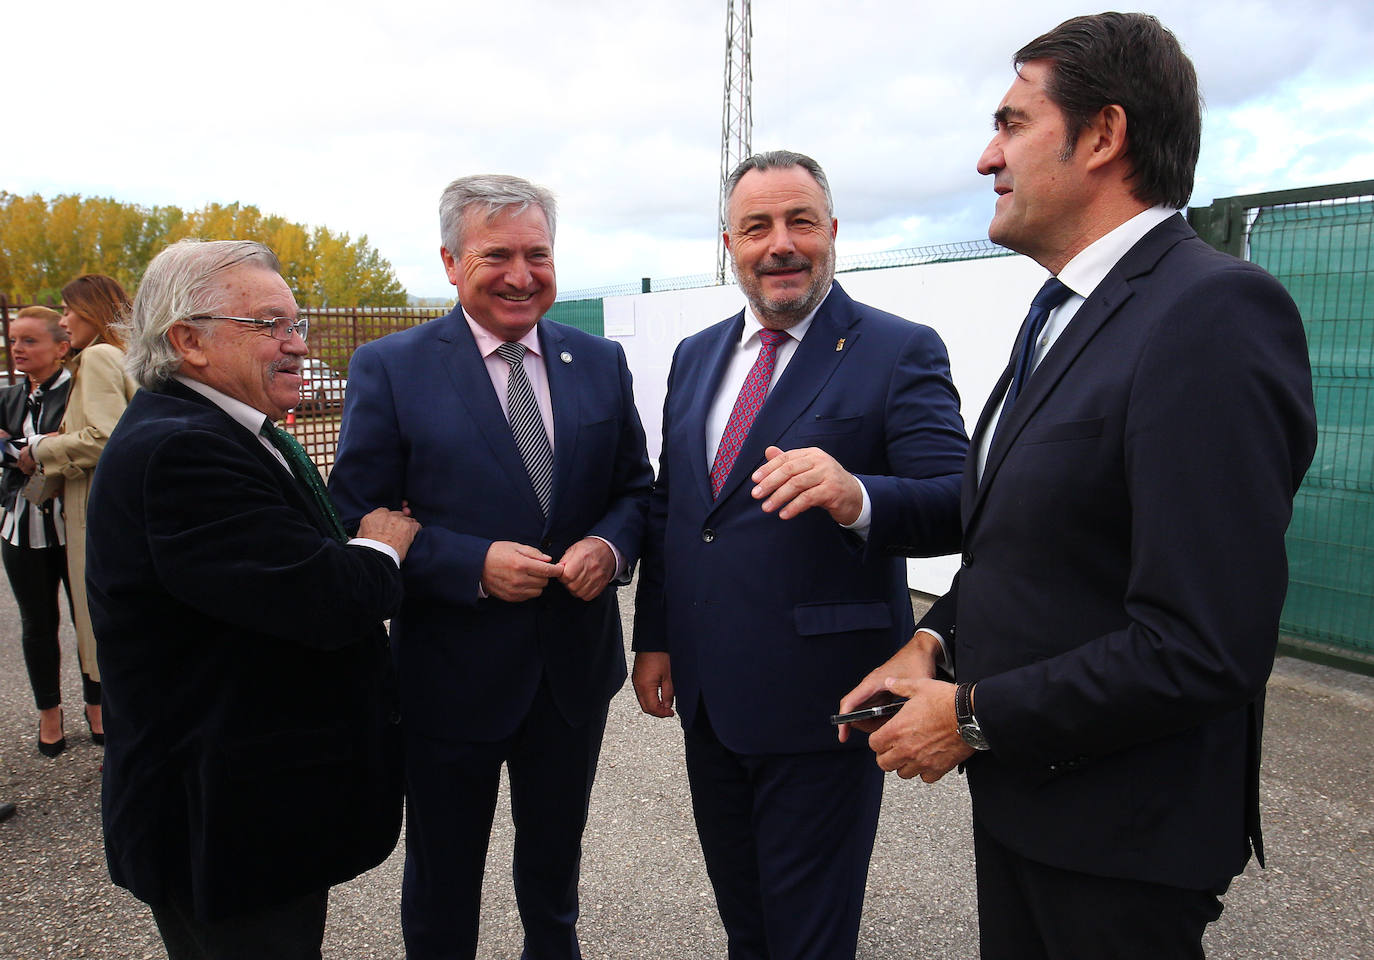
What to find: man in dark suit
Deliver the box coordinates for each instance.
[329,175,653,960]
[85,239,419,958]
[839,14,1318,959]
[632,150,968,959]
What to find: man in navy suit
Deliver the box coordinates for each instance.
[86,239,419,958]
[840,14,1317,959]
[329,175,653,960]
[632,150,968,959]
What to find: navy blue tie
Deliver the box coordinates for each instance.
[1006,277,1072,404]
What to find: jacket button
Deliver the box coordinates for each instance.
[540,538,553,551]
[702,528,715,543]
[961,552,973,567]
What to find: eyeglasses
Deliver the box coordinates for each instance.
[186,315,309,341]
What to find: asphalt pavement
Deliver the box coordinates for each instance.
[1,584,1371,959]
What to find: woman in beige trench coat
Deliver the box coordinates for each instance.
[30,275,137,746]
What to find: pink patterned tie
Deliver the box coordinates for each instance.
[710,328,789,498]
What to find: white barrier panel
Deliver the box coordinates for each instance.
[606,253,1049,595]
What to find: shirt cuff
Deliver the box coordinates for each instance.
[348,537,400,567]
[917,628,951,672]
[837,478,872,540]
[589,535,628,581]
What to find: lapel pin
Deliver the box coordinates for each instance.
[560,351,573,364]
[835,338,846,352]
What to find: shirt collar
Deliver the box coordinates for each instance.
[174,375,280,435]
[464,309,542,359]
[1056,206,1177,299]
[740,282,833,348]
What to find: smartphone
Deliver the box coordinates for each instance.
[829,697,909,726]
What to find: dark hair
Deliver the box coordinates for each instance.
[725,150,834,218]
[1015,12,1200,209]
[61,274,131,350]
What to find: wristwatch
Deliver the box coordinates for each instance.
[955,682,990,751]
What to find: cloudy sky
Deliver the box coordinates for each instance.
[8,0,1373,300]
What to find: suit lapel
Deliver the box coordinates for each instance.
[435,309,547,519]
[710,283,860,510]
[684,314,746,510]
[540,321,576,525]
[967,215,1194,528]
[161,380,334,536]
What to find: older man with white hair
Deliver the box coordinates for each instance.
[86,238,419,959]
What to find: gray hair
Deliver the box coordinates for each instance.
[439,174,557,255]
[725,150,835,219]
[122,239,282,389]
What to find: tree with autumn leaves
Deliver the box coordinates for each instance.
[0,192,408,307]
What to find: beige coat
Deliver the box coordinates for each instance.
[35,341,137,682]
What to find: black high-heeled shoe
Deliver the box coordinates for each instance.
[38,711,66,758]
[85,705,104,746]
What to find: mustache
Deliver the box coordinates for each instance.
[755,255,812,274]
[271,358,302,376]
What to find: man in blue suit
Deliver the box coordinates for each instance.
[329,175,653,960]
[632,150,968,959]
[840,14,1317,959]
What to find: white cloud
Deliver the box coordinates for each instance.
[6,0,1371,299]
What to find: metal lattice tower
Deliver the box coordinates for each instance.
[716,0,753,284]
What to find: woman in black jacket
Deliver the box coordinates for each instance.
[1,306,75,756]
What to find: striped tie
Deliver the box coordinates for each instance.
[496,341,554,515]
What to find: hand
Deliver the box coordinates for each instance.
[836,630,942,743]
[751,445,863,524]
[0,429,10,441]
[632,651,675,718]
[17,446,37,476]
[481,541,564,602]
[356,507,421,562]
[867,676,974,783]
[556,537,616,601]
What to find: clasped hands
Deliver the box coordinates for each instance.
[835,632,974,783]
[482,536,615,603]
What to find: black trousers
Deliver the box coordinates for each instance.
[149,887,329,960]
[401,675,609,960]
[973,818,1228,960]
[1,539,80,710]
[683,701,884,960]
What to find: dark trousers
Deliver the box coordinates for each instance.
[148,888,329,960]
[401,676,609,960]
[1,539,77,710]
[684,702,884,960]
[973,819,1228,959]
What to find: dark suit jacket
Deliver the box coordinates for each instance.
[921,215,1317,889]
[86,380,405,921]
[328,309,653,741]
[634,282,968,755]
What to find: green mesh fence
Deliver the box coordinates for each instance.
[546,298,603,335]
[1249,197,1374,655]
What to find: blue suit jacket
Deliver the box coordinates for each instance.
[329,308,653,741]
[634,282,967,755]
[87,381,404,921]
[921,215,1317,889]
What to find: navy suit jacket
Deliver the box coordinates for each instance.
[921,215,1317,889]
[86,380,405,921]
[329,308,653,742]
[634,282,968,755]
